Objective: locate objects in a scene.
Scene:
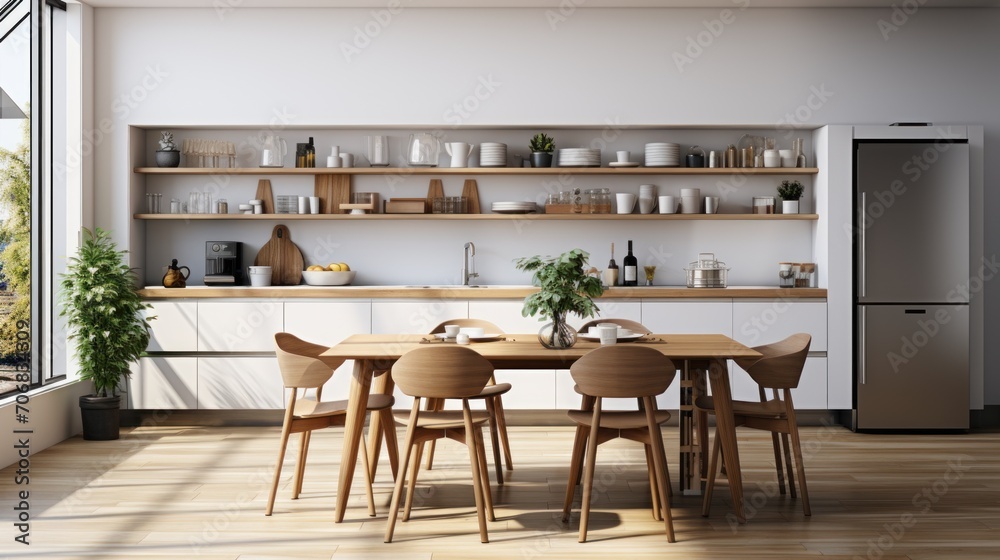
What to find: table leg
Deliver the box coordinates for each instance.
[335,359,374,523]
[367,368,399,481]
[706,357,746,523]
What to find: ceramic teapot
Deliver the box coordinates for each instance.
[445,142,475,168]
[256,134,287,168]
[162,259,190,288]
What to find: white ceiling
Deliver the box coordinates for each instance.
[75,0,1000,8]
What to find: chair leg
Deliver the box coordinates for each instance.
[265,423,292,516]
[644,399,675,543]
[562,425,588,522]
[423,398,442,470]
[292,431,310,499]
[475,427,496,521]
[579,404,602,543]
[644,444,662,521]
[785,410,811,516]
[462,403,490,543]
[360,431,376,517]
[403,437,425,522]
[781,432,797,499]
[493,394,514,471]
[484,397,505,485]
[771,432,788,495]
[701,428,723,518]
[385,404,420,543]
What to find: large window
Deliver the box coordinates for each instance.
[0,0,67,397]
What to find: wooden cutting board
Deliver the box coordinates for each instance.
[461,179,481,214]
[315,174,351,214]
[254,225,303,285]
[255,179,275,214]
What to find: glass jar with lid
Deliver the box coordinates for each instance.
[586,188,611,214]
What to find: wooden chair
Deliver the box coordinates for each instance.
[562,345,677,543]
[267,333,395,517]
[422,318,513,485]
[696,333,812,520]
[385,346,496,543]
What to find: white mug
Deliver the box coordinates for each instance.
[598,325,618,346]
[444,324,461,337]
[659,195,677,214]
[309,196,320,214]
[616,193,636,214]
[639,197,656,214]
[616,150,630,163]
[340,153,354,168]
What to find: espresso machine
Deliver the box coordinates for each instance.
[205,241,243,286]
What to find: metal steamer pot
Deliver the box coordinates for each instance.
[685,253,729,288]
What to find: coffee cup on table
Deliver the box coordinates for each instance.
[444,324,461,337]
[598,325,618,346]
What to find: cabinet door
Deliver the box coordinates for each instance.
[198,357,284,409]
[640,301,733,336]
[128,357,198,409]
[285,301,371,401]
[732,301,827,351]
[144,301,197,352]
[731,356,827,410]
[197,301,284,352]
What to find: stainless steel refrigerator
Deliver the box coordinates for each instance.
[854,140,970,430]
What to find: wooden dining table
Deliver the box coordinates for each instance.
[321,333,761,524]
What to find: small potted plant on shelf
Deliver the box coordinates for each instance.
[529,132,555,168]
[515,248,604,349]
[777,179,804,214]
[155,131,180,168]
[60,228,154,440]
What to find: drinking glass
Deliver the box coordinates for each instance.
[366,135,389,166]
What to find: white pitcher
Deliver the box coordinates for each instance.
[445,142,475,168]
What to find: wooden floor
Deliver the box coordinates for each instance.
[2,424,999,559]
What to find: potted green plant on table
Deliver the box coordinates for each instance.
[529,132,555,168]
[60,228,154,440]
[777,179,804,214]
[515,249,604,349]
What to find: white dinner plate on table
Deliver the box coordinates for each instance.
[577,332,645,343]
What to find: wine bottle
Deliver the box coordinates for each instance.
[606,242,619,287]
[623,240,638,286]
[306,137,316,168]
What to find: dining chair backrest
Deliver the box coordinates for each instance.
[429,318,504,334]
[570,345,676,398]
[392,346,494,399]
[274,332,343,389]
[578,318,651,335]
[735,333,811,390]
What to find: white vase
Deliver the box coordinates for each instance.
[782,200,800,214]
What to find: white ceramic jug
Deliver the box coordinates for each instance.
[257,134,287,168]
[445,142,475,168]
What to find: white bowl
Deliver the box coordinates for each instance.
[301,270,357,286]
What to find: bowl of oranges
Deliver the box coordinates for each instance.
[302,262,356,286]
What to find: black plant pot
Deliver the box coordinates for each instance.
[531,152,553,168]
[79,395,121,441]
[155,150,180,168]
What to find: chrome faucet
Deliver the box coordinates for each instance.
[463,242,479,286]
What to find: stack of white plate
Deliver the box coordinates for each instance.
[492,201,538,214]
[645,142,680,167]
[480,142,507,167]
[558,148,601,167]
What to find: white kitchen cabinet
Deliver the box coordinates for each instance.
[144,301,197,352]
[640,300,733,335]
[730,356,828,410]
[197,357,284,409]
[732,300,827,351]
[197,301,284,352]
[284,301,371,401]
[128,357,198,410]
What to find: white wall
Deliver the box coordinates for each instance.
[90,7,1000,404]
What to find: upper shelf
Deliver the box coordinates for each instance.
[133,166,819,176]
[134,213,819,221]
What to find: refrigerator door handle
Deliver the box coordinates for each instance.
[859,192,866,299]
[859,307,867,385]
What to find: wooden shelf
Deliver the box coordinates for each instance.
[134,213,819,221]
[133,166,819,176]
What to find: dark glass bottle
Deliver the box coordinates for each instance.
[623,240,638,286]
[306,137,316,168]
[295,143,308,168]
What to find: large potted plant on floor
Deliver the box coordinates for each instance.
[515,248,603,349]
[60,228,153,440]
